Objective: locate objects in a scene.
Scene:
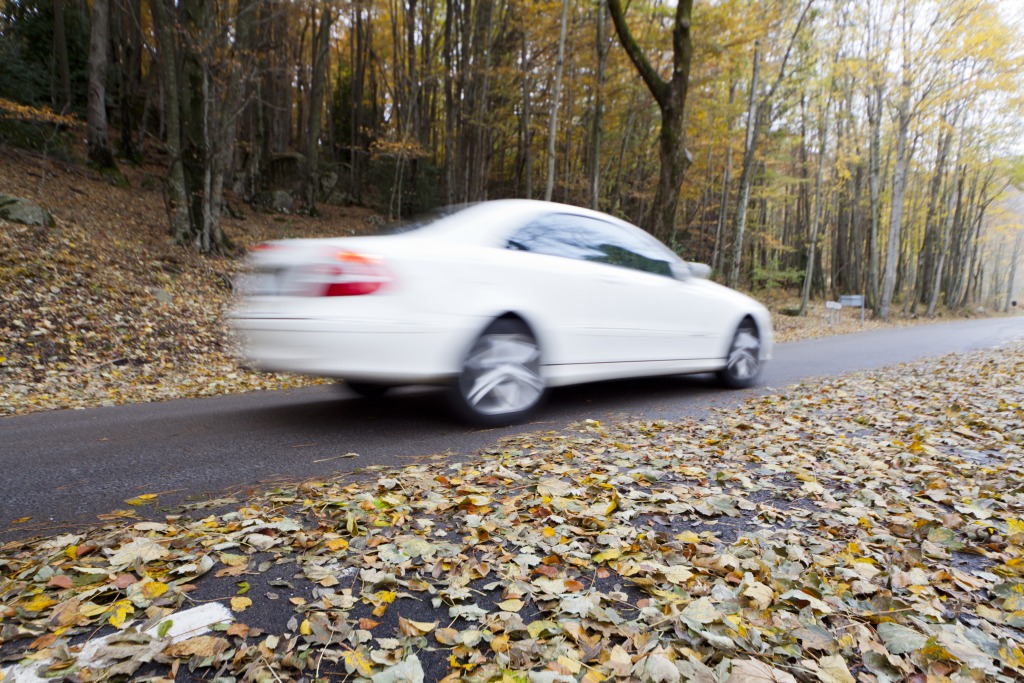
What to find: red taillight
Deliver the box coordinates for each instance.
[310,250,388,297]
[323,281,382,296]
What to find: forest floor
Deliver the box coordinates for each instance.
[0,142,994,417]
[2,137,1024,680]
[2,334,1022,682]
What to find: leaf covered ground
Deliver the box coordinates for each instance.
[0,144,377,416]
[2,342,1023,682]
[0,139,967,417]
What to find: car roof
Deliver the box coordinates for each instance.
[407,199,644,245]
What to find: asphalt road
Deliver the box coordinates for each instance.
[2,316,1023,541]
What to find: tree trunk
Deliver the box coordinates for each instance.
[879,99,910,320]
[866,81,883,311]
[607,0,694,243]
[304,6,332,213]
[712,82,737,274]
[87,0,115,168]
[544,0,569,202]
[53,0,72,111]
[798,101,829,316]
[926,158,964,317]
[150,0,189,242]
[589,0,608,210]
[1005,233,1023,312]
[728,41,761,288]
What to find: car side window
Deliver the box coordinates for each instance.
[507,214,675,277]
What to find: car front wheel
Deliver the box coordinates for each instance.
[448,319,546,427]
[717,320,762,389]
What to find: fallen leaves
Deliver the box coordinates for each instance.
[0,147,381,418]
[2,343,1024,681]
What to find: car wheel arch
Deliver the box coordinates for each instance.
[466,311,546,361]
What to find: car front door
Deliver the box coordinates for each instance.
[504,213,718,365]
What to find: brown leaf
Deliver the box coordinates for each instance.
[164,636,229,659]
[46,575,73,590]
[226,623,250,638]
[110,574,138,589]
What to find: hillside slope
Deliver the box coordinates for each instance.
[0,143,375,415]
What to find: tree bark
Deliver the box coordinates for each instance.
[149,0,189,242]
[304,6,332,213]
[589,0,608,210]
[53,0,72,112]
[544,0,569,202]
[926,155,964,317]
[87,0,115,168]
[1006,233,1023,313]
[607,0,694,242]
[798,100,829,316]
[879,97,910,321]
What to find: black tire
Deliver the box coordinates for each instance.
[448,319,546,427]
[716,319,762,389]
[344,381,392,399]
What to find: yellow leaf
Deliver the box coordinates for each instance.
[675,531,701,544]
[557,656,582,674]
[497,599,524,612]
[300,619,312,635]
[398,617,437,636]
[143,582,170,599]
[22,595,56,613]
[435,628,459,645]
[605,495,619,515]
[325,538,349,551]
[342,649,374,676]
[231,596,252,612]
[108,600,135,628]
[1008,519,1024,537]
[11,517,31,524]
[289,597,307,606]
[491,633,510,653]
[593,548,621,563]
[542,527,556,537]
[79,601,108,617]
[998,644,1024,669]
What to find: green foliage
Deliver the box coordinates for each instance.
[0,0,90,111]
[0,99,73,156]
[752,266,804,291]
[364,157,444,218]
[0,37,49,104]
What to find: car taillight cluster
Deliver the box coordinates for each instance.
[311,250,389,297]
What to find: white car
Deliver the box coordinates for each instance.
[230,200,773,425]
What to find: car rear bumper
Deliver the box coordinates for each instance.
[230,315,470,384]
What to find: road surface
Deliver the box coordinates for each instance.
[2,316,1022,541]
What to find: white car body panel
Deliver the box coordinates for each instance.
[230,200,773,390]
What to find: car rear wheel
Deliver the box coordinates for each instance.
[717,320,762,389]
[449,319,545,427]
[344,381,392,399]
